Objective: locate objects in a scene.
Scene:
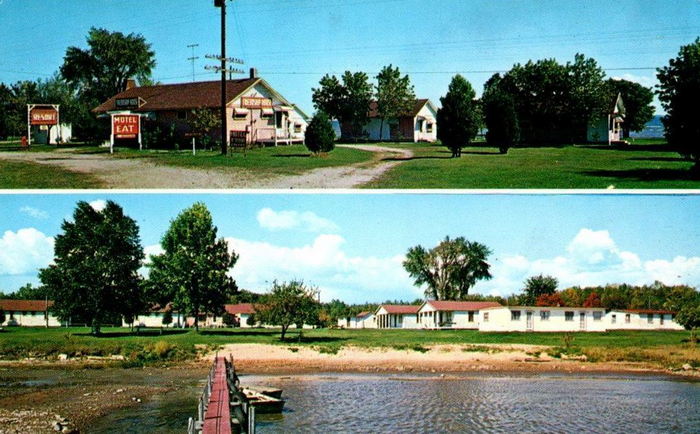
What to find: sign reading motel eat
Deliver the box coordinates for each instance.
[30,107,58,125]
[112,114,140,138]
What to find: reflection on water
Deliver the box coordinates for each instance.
[83,372,700,433]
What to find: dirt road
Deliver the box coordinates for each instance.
[0,144,412,189]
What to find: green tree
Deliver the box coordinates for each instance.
[147,202,238,332]
[483,75,520,153]
[521,274,558,306]
[8,283,50,300]
[436,75,480,157]
[0,309,5,325]
[39,201,144,335]
[605,78,655,137]
[162,309,173,328]
[311,74,344,122]
[675,303,700,343]
[305,111,336,154]
[255,280,320,340]
[188,107,220,150]
[565,54,608,142]
[657,38,700,170]
[375,65,415,140]
[403,236,492,300]
[222,312,237,327]
[311,71,373,140]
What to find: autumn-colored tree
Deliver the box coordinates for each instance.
[535,293,565,307]
[583,292,602,307]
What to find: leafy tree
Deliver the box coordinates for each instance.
[535,293,565,307]
[188,107,220,150]
[483,75,520,153]
[229,289,263,304]
[7,283,50,300]
[403,236,492,300]
[162,309,173,327]
[255,280,320,340]
[375,64,415,140]
[565,54,608,142]
[521,274,558,306]
[0,309,5,325]
[311,71,373,140]
[436,75,480,157]
[147,202,238,332]
[583,292,602,307]
[222,312,237,327]
[305,111,336,154]
[657,38,700,170]
[605,78,655,137]
[39,201,144,335]
[246,313,257,327]
[324,299,349,322]
[675,303,700,343]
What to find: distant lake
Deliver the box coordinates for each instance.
[630,115,665,139]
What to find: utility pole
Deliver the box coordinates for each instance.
[187,43,199,82]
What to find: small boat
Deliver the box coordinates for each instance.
[244,386,283,399]
[242,388,285,414]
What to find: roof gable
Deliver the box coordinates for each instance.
[377,304,420,314]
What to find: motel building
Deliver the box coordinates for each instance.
[417,301,503,330]
[0,300,61,327]
[222,303,258,328]
[479,306,610,333]
[606,309,684,331]
[337,311,376,329]
[359,99,438,142]
[122,304,182,328]
[93,69,308,149]
[374,304,420,329]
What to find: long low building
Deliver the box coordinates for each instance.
[0,300,61,327]
[417,300,503,329]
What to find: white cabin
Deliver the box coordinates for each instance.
[479,306,609,332]
[0,299,61,327]
[417,300,502,329]
[375,304,420,329]
[606,309,684,331]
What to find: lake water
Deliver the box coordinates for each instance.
[92,372,700,433]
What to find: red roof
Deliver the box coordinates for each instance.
[147,303,173,313]
[379,304,420,314]
[354,311,372,318]
[0,299,53,312]
[225,303,256,315]
[368,99,431,118]
[621,309,675,315]
[93,79,261,113]
[424,301,502,311]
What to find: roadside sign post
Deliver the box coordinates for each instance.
[27,104,59,146]
[111,113,141,154]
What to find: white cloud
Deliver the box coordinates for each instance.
[19,206,48,220]
[226,234,414,302]
[144,244,164,263]
[0,228,54,275]
[610,73,656,88]
[476,228,700,296]
[256,208,339,233]
[89,200,107,212]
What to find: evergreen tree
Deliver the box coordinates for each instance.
[305,111,336,154]
[437,75,479,157]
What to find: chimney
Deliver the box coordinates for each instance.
[249,68,257,79]
[125,79,137,90]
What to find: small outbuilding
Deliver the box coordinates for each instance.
[375,304,420,329]
[359,99,438,142]
[587,93,626,144]
[223,303,258,328]
[123,304,181,328]
[338,311,376,329]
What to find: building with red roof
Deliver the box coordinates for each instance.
[375,304,421,329]
[417,300,503,329]
[0,299,60,327]
[352,99,437,142]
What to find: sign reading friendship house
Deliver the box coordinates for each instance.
[110,113,142,153]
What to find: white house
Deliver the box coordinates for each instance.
[479,306,609,333]
[123,304,181,328]
[0,299,61,327]
[361,99,438,142]
[223,303,258,328]
[606,309,684,331]
[587,92,625,144]
[375,305,420,329]
[417,301,502,329]
[338,311,376,329]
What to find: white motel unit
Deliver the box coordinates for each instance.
[123,305,182,328]
[338,311,376,329]
[479,306,609,333]
[606,309,684,331]
[362,99,438,142]
[223,303,258,328]
[0,300,61,327]
[417,301,503,329]
[375,305,420,329]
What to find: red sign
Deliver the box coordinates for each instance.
[30,108,58,125]
[113,114,140,138]
[241,97,272,109]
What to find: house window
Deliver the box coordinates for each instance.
[417,119,425,132]
[511,310,521,321]
[625,313,631,323]
[647,314,654,324]
[177,110,188,120]
[565,311,574,321]
[540,310,550,321]
[660,315,665,325]
[275,112,284,128]
[483,312,489,322]
[611,314,617,324]
[426,123,433,133]
[294,123,302,133]
[593,311,602,321]
[468,311,475,322]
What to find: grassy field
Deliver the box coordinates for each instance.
[363,139,700,189]
[0,160,103,189]
[1,326,696,368]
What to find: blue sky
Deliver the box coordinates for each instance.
[2,0,699,114]
[1,193,698,303]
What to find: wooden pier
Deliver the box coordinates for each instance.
[188,355,256,434]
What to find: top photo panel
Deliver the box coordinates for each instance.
[1,0,699,190]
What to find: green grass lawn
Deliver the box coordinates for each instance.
[0,160,103,189]
[363,140,700,189]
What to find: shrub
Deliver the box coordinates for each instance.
[305,111,335,154]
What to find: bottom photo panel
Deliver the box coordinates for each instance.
[0,192,699,433]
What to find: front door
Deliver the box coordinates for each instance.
[526,311,534,331]
[579,312,586,331]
